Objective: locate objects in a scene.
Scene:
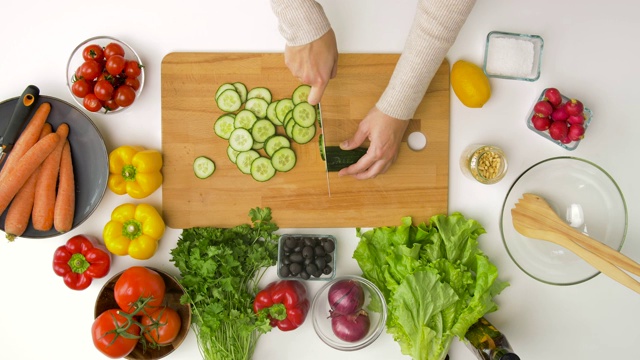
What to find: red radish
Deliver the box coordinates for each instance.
[568,123,585,141]
[560,136,572,144]
[331,310,370,342]
[568,113,585,125]
[551,105,569,122]
[533,100,553,117]
[531,114,551,131]
[544,88,563,108]
[565,99,584,116]
[549,121,568,140]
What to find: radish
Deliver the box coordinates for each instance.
[544,88,562,108]
[548,121,568,140]
[531,114,551,131]
[565,99,584,116]
[534,100,553,117]
[568,123,585,141]
[568,113,585,125]
[550,105,569,122]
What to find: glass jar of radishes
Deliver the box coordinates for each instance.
[460,144,508,184]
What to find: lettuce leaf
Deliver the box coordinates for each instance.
[353,213,508,360]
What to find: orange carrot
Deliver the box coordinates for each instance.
[0,132,59,215]
[0,102,51,184]
[3,124,53,241]
[32,123,69,231]
[53,140,75,233]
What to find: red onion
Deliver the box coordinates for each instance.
[331,310,370,342]
[328,279,365,316]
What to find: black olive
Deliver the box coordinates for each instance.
[323,239,335,253]
[284,237,298,250]
[299,271,310,280]
[314,257,326,270]
[279,265,291,277]
[302,246,314,259]
[304,257,313,265]
[293,246,302,253]
[289,252,303,263]
[314,245,325,257]
[289,262,302,275]
[306,263,318,275]
[304,237,317,247]
[282,256,291,265]
[324,254,333,263]
[323,265,333,275]
[313,269,323,278]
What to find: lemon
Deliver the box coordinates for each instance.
[451,60,491,108]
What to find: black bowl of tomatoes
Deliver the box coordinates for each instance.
[66,36,144,114]
[93,266,191,360]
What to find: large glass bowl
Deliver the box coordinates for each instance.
[500,157,627,285]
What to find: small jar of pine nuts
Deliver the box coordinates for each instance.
[460,145,508,184]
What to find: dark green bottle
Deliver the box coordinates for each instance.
[464,317,520,360]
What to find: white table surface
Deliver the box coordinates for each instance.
[1,1,639,359]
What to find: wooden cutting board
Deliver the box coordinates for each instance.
[161,52,449,228]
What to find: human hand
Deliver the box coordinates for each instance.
[338,107,410,179]
[284,29,338,105]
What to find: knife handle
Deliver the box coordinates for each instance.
[2,85,40,145]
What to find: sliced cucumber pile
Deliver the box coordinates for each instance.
[211,82,317,181]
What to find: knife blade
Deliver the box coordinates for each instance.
[317,103,331,197]
[0,85,40,167]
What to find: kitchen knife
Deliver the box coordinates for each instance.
[0,85,40,167]
[317,103,331,197]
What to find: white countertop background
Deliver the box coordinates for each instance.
[1,1,639,359]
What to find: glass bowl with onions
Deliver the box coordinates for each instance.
[311,275,387,351]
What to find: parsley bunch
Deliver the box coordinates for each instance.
[170,208,279,360]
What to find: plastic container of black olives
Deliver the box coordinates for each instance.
[277,234,337,281]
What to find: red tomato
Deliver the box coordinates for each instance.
[79,60,103,81]
[92,309,140,359]
[114,267,165,314]
[82,44,104,62]
[83,94,102,112]
[103,98,120,112]
[94,79,114,101]
[124,77,141,91]
[106,55,126,76]
[114,85,136,107]
[141,307,182,345]
[124,60,142,78]
[104,42,125,59]
[71,78,92,98]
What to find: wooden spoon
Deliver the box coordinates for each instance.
[511,193,640,294]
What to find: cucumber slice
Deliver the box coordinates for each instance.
[266,100,281,125]
[275,98,294,122]
[265,135,291,157]
[233,82,248,103]
[216,89,242,112]
[291,123,316,144]
[193,156,215,179]
[229,128,254,151]
[292,102,316,128]
[236,150,260,174]
[250,156,276,182]
[234,109,258,130]
[271,147,296,172]
[252,141,264,150]
[285,116,296,138]
[292,84,311,105]
[214,114,236,140]
[227,146,240,164]
[247,87,272,103]
[246,98,270,118]
[251,119,277,143]
[215,83,236,100]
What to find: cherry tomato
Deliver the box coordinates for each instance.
[71,78,92,98]
[124,77,141,91]
[83,94,103,112]
[106,55,126,76]
[103,98,120,112]
[124,60,142,78]
[94,79,114,101]
[141,307,182,345]
[82,44,104,62]
[113,85,136,107]
[79,60,103,81]
[114,267,165,314]
[103,42,125,59]
[92,309,140,358]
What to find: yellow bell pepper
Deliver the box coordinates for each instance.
[108,145,163,199]
[103,203,165,260]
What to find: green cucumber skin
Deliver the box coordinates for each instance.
[324,146,367,171]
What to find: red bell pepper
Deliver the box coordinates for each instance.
[53,234,111,290]
[253,280,310,331]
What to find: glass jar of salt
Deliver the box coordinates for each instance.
[483,31,543,81]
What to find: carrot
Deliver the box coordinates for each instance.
[0,132,59,215]
[0,102,51,184]
[3,124,53,241]
[53,140,75,233]
[32,123,69,231]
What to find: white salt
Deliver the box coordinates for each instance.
[486,36,535,78]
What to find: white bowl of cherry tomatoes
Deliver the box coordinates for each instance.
[66,36,144,114]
